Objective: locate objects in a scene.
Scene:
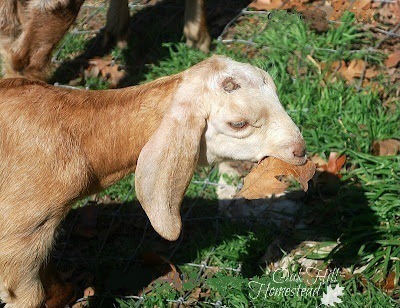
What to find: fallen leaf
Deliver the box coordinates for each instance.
[71,287,94,308]
[329,59,379,83]
[310,152,346,196]
[372,139,400,156]
[385,51,400,68]
[383,272,396,293]
[301,9,330,33]
[237,157,316,199]
[375,0,400,25]
[140,253,183,294]
[84,287,95,297]
[325,152,347,177]
[248,0,284,11]
[85,57,126,87]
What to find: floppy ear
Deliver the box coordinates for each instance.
[135,101,206,241]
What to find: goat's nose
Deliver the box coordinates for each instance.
[292,140,306,157]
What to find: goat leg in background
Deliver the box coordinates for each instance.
[0,0,23,78]
[104,0,130,48]
[5,0,84,80]
[184,0,211,53]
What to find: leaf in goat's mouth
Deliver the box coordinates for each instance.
[237,157,316,199]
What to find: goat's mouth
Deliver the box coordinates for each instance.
[258,154,307,166]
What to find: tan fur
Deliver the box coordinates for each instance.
[0,56,306,307]
[0,0,211,80]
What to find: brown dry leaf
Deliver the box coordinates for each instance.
[190,287,202,300]
[309,154,327,171]
[248,0,284,11]
[140,253,183,294]
[83,287,95,297]
[301,9,330,32]
[383,272,396,294]
[237,157,316,199]
[310,153,346,196]
[325,152,347,177]
[312,152,347,176]
[385,51,400,68]
[327,0,375,22]
[349,0,374,22]
[372,139,400,156]
[332,59,379,83]
[71,287,94,308]
[375,0,400,25]
[85,58,125,87]
[248,0,309,11]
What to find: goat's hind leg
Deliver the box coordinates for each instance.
[0,0,22,78]
[184,0,211,53]
[104,0,130,48]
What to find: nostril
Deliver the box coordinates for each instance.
[292,142,306,157]
[293,148,306,157]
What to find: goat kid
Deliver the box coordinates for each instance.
[0,0,211,80]
[0,56,306,307]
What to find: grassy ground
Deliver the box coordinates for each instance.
[5,1,399,307]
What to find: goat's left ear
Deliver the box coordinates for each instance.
[135,101,206,241]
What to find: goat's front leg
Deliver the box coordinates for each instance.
[184,0,211,53]
[7,0,84,80]
[104,0,130,48]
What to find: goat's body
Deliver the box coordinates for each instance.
[0,56,307,307]
[0,76,180,307]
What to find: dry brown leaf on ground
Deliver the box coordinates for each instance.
[326,59,379,83]
[248,0,284,11]
[140,253,183,294]
[375,0,400,25]
[85,57,126,87]
[237,157,316,199]
[310,152,346,196]
[372,139,400,156]
[385,51,400,68]
[301,9,330,32]
[309,152,347,176]
[349,0,374,22]
[324,152,347,177]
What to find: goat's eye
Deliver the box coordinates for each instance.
[228,121,248,129]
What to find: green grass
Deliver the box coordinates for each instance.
[51,8,399,308]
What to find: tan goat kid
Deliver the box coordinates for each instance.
[0,56,306,307]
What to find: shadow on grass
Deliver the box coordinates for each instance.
[50,0,248,87]
[52,180,380,307]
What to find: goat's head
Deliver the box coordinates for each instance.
[135,56,306,241]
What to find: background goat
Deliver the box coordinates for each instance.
[0,0,211,80]
[0,56,306,307]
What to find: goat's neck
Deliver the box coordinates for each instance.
[77,75,182,190]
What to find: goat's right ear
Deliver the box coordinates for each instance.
[135,101,206,241]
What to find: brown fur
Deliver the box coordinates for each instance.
[0,0,210,80]
[0,71,182,307]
